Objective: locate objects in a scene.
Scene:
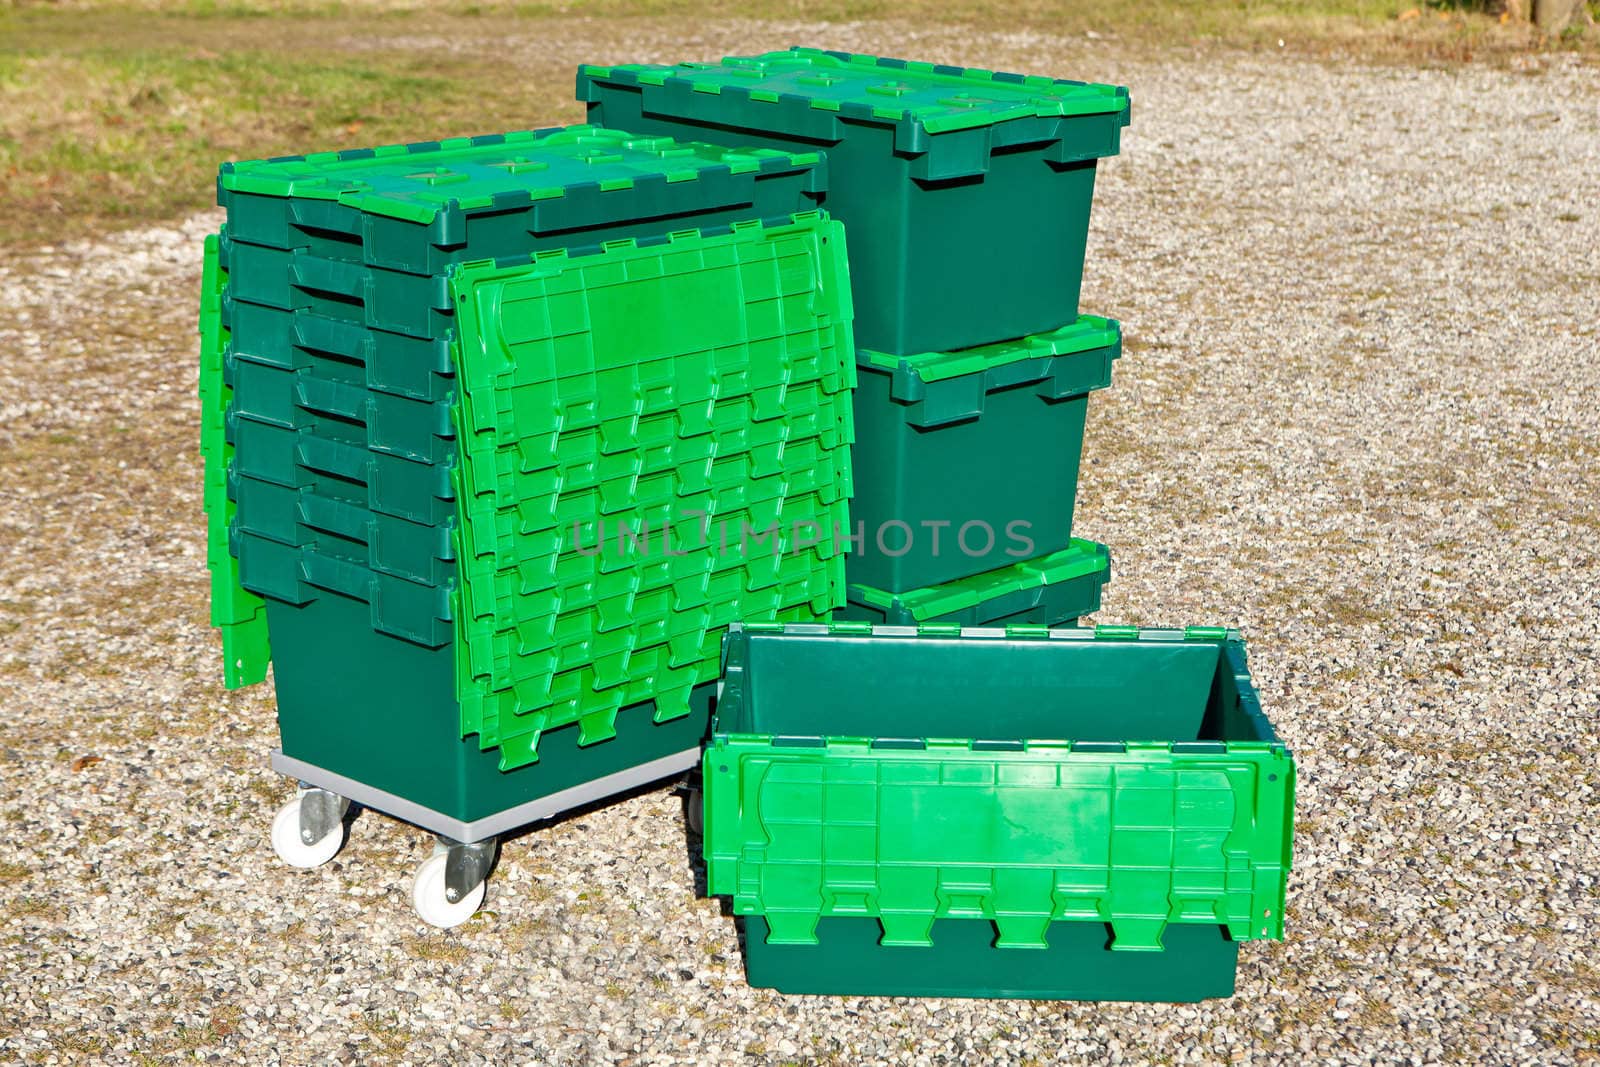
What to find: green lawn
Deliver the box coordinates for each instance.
[0,0,1593,248]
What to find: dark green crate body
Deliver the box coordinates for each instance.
[579,51,1129,354]
[846,324,1117,591]
[267,593,713,823]
[742,917,1239,1001]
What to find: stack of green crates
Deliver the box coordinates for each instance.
[201,125,858,837]
[578,47,1131,626]
[199,51,1295,1003]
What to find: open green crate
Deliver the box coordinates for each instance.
[579,48,1129,354]
[703,622,1295,1000]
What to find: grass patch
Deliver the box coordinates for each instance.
[406,935,470,962]
[0,1,1594,249]
[0,10,579,246]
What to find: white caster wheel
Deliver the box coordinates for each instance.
[685,787,704,836]
[410,851,485,929]
[271,795,344,869]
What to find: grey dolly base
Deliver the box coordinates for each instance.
[269,747,702,843]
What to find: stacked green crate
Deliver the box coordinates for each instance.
[578,48,1128,354]
[578,49,1129,622]
[703,623,1296,1000]
[208,126,857,829]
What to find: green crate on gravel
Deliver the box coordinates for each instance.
[447,217,856,771]
[845,315,1120,592]
[198,234,270,689]
[249,214,858,860]
[837,537,1110,627]
[578,47,1129,354]
[702,623,1296,1001]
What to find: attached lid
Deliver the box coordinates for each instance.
[446,213,856,772]
[581,47,1127,179]
[580,47,1129,135]
[218,124,821,224]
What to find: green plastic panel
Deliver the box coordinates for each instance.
[579,50,1131,352]
[198,231,271,688]
[220,125,820,224]
[704,624,1295,958]
[840,538,1110,627]
[578,47,1128,150]
[448,215,858,772]
[862,314,1121,391]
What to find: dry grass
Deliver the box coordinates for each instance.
[1,0,1596,247]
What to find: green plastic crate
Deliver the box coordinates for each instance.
[838,538,1110,627]
[578,48,1130,354]
[846,315,1120,592]
[227,355,455,465]
[198,232,271,688]
[218,235,457,342]
[446,216,858,771]
[217,125,825,275]
[227,413,456,527]
[703,623,1296,1001]
[255,214,860,828]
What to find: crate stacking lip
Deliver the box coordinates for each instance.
[837,537,1111,628]
[578,47,1130,353]
[703,622,1296,1001]
[445,214,858,772]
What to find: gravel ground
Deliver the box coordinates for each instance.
[2,23,1598,1066]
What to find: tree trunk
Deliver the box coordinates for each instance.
[1532,0,1580,32]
